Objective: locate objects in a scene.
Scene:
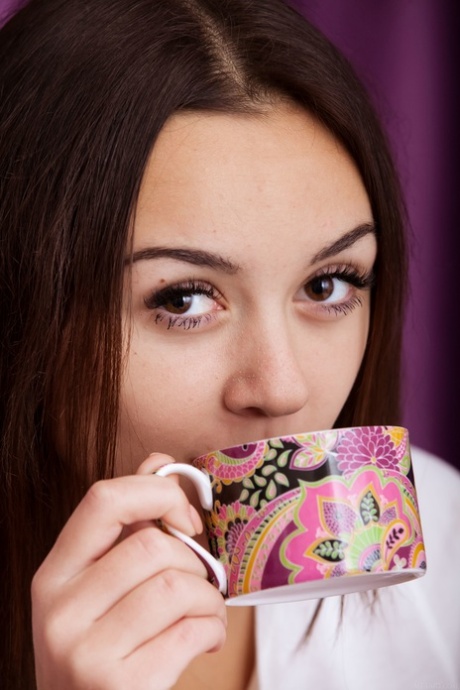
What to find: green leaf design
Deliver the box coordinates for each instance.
[276,449,291,468]
[254,475,267,488]
[274,472,289,487]
[239,489,249,502]
[242,477,255,489]
[313,539,347,562]
[265,479,277,500]
[400,454,411,474]
[250,490,261,508]
[261,464,277,476]
[270,439,285,449]
[360,490,380,525]
[265,448,278,460]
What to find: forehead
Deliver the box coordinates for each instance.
[134,105,372,260]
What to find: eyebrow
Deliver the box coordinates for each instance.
[126,246,240,274]
[310,222,376,264]
[126,222,376,273]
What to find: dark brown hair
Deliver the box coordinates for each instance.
[0,0,407,685]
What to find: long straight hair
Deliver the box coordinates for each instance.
[0,0,407,685]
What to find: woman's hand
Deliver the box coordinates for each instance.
[31,455,227,690]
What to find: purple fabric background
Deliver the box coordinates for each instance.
[290,0,458,468]
[1,0,458,468]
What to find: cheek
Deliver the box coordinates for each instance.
[116,335,223,472]
[339,312,369,397]
[310,306,370,424]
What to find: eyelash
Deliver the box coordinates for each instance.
[310,265,374,316]
[144,280,222,330]
[144,266,375,330]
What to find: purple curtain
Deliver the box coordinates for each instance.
[1,0,458,468]
[290,0,458,468]
[0,0,22,24]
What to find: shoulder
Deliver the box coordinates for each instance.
[410,445,460,540]
[411,444,460,490]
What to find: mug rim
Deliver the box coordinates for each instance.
[193,424,409,462]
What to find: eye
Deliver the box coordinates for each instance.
[144,280,223,326]
[303,274,349,303]
[154,290,213,316]
[296,266,374,316]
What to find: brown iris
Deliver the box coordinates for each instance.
[305,276,335,301]
[164,294,193,314]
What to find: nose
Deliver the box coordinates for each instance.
[222,318,309,418]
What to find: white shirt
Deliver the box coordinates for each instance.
[249,447,460,689]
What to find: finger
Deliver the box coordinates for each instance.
[131,454,203,535]
[122,616,227,689]
[38,474,199,584]
[80,615,226,690]
[128,454,179,536]
[121,454,176,539]
[61,526,209,621]
[88,570,227,658]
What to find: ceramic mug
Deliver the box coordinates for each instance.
[156,425,426,605]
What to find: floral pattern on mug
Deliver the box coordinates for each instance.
[288,430,338,470]
[281,466,426,583]
[207,500,257,565]
[225,491,299,596]
[196,441,268,491]
[193,426,425,596]
[336,425,409,477]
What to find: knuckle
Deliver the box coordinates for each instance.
[31,557,59,605]
[175,617,200,649]
[156,569,184,600]
[67,641,105,689]
[85,479,115,509]
[30,567,45,603]
[134,526,168,561]
[65,636,124,690]
[39,603,70,652]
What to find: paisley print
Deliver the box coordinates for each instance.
[193,426,425,598]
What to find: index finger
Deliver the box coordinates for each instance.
[39,474,198,584]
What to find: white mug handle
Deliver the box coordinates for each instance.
[155,463,227,595]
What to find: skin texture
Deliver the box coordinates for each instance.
[32,105,376,690]
[119,105,376,471]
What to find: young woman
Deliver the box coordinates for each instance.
[1,0,459,688]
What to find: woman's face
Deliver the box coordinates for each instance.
[117,105,376,474]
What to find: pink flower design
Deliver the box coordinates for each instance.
[281,467,420,583]
[336,426,400,477]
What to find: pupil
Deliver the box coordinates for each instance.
[309,276,333,301]
[168,294,192,314]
